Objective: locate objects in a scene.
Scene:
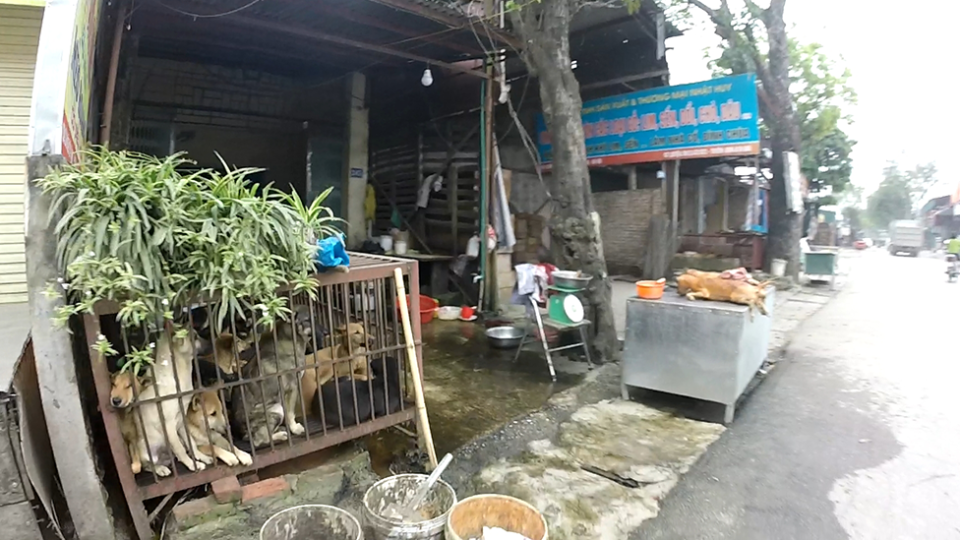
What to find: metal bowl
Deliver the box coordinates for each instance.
[486,326,525,349]
[552,270,591,290]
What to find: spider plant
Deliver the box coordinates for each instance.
[39,148,342,371]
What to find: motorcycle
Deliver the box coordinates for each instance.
[948,254,959,283]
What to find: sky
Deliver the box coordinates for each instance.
[665,0,960,202]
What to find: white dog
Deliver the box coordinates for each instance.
[132,327,212,476]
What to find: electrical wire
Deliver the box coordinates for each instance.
[154,0,264,19]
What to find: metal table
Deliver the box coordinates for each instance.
[621,288,774,423]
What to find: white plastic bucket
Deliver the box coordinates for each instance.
[771,258,786,277]
[395,240,408,255]
[380,235,394,252]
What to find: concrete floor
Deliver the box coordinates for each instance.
[0,302,30,390]
[635,249,960,539]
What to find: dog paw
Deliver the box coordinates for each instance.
[288,422,305,436]
[155,465,172,477]
[181,458,204,472]
[272,430,289,442]
[131,462,142,475]
[220,453,239,467]
[196,452,215,465]
[235,450,253,466]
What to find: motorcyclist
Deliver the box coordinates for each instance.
[947,235,960,271]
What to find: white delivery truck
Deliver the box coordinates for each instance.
[888,220,924,257]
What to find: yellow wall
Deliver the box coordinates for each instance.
[0,3,42,303]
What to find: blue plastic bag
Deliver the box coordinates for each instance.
[316,235,350,270]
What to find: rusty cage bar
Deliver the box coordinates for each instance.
[84,253,423,539]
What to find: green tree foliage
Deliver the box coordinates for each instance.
[842,205,863,234]
[865,162,937,228]
[710,32,856,194]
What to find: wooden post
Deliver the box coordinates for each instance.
[642,215,676,280]
[99,0,128,146]
[664,160,680,231]
[393,268,438,469]
[696,177,706,234]
[449,162,459,256]
[722,179,729,231]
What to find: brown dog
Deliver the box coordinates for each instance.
[677,269,771,316]
[186,391,252,467]
[297,323,372,419]
[204,332,254,375]
[110,371,150,474]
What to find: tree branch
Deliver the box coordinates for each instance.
[686,0,716,18]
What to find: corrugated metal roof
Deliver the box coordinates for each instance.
[136,0,496,77]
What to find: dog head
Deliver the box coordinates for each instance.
[110,371,149,408]
[273,304,314,348]
[188,391,228,434]
[159,322,201,358]
[676,273,698,294]
[336,322,372,352]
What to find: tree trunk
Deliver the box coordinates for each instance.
[688,0,802,276]
[762,0,803,276]
[511,0,620,362]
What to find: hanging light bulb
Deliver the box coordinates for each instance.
[421,67,434,87]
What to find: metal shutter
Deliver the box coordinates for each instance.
[0,4,42,303]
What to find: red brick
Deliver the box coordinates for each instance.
[211,476,242,504]
[172,496,217,523]
[241,477,290,504]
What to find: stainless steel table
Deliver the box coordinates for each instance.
[621,288,774,423]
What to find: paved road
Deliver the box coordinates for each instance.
[634,249,960,540]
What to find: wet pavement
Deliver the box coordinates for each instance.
[635,249,960,539]
[366,316,587,475]
[418,318,584,455]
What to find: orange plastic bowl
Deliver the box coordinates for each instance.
[636,280,665,300]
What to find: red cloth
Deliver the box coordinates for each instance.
[540,263,558,285]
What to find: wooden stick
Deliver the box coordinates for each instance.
[393,268,439,469]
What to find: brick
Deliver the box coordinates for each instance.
[211,476,242,504]
[172,495,218,523]
[241,477,290,504]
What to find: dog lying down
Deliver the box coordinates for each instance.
[315,355,403,429]
[676,269,772,316]
[186,391,252,467]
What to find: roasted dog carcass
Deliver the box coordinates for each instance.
[676,269,771,316]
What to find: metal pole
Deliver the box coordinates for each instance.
[99,0,127,147]
[478,72,488,312]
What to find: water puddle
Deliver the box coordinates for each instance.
[368,320,584,475]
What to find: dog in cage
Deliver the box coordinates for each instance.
[230,305,313,448]
[317,355,404,428]
[297,322,373,419]
[110,371,151,474]
[185,391,253,467]
[126,326,211,476]
[191,306,259,385]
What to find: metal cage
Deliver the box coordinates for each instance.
[84,253,423,539]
